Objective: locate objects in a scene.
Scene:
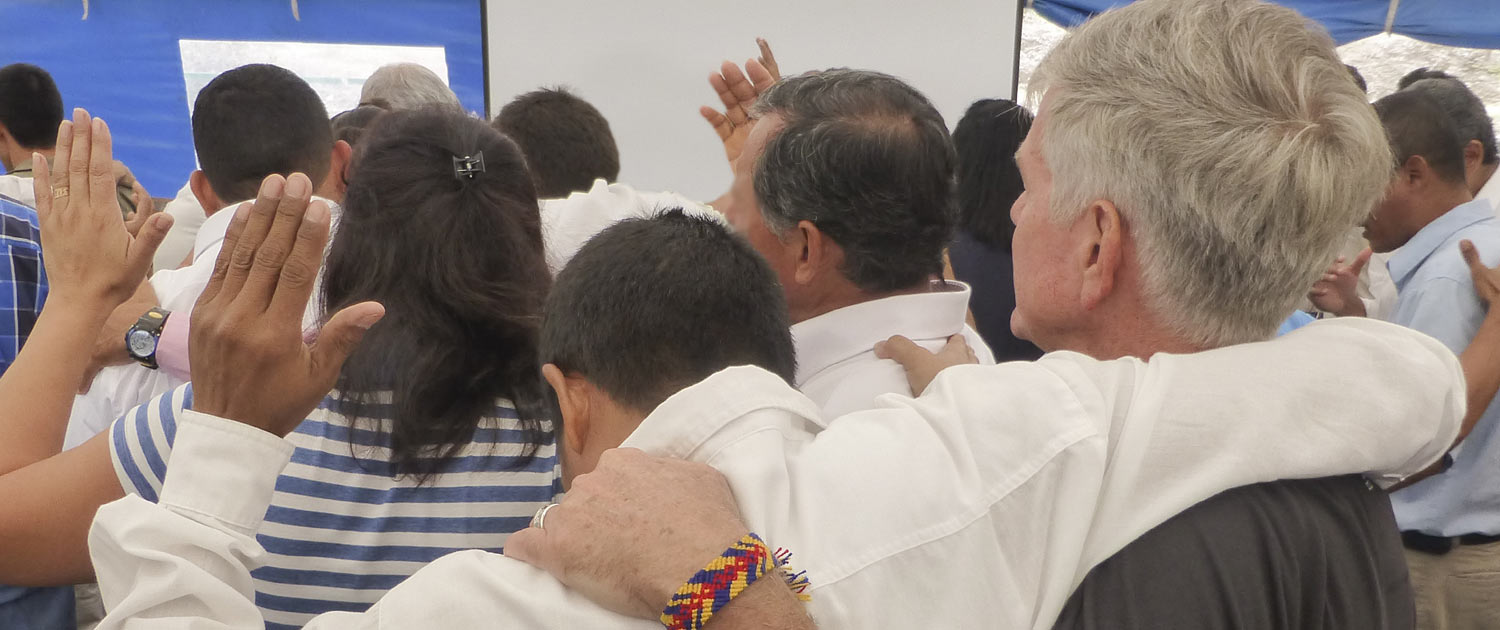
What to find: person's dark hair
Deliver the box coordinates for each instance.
[1374,91,1468,185]
[750,69,956,293]
[192,64,332,203]
[0,64,64,149]
[952,99,1032,251]
[1344,64,1368,94]
[330,104,389,148]
[540,210,796,412]
[322,106,552,480]
[493,87,620,199]
[1398,72,1498,165]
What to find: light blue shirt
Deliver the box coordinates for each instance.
[1386,198,1500,536]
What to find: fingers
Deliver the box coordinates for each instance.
[1349,248,1373,275]
[873,334,927,362]
[745,58,776,95]
[88,118,119,213]
[214,175,288,305]
[504,519,563,578]
[756,37,780,81]
[1460,239,1487,284]
[198,201,251,306]
[699,106,733,142]
[309,301,384,387]
[124,213,174,282]
[132,181,154,217]
[240,174,314,308]
[67,109,92,211]
[50,118,73,216]
[31,154,52,222]
[711,64,750,127]
[722,62,758,115]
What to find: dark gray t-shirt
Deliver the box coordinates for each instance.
[1054,475,1414,630]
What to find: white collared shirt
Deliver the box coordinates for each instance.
[64,198,339,448]
[150,182,208,271]
[792,282,994,418]
[0,174,35,208]
[90,317,1462,629]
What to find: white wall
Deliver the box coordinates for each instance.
[485,1,1023,202]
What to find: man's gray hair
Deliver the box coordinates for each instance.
[1401,77,1498,165]
[360,63,461,111]
[1029,0,1391,347]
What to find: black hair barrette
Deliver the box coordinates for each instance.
[453,152,486,180]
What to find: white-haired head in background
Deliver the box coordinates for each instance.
[360,63,461,111]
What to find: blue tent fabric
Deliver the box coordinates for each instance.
[0,0,485,196]
[1033,0,1500,49]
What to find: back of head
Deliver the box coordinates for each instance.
[1374,90,1468,186]
[1399,75,1497,166]
[952,98,1033,250]
[541,211,796,413]
[330,104,390,148]
[322,106,551,480]
[192,64,332,203]
[360,63,461,111]
[0,63,64,150]
[493,87,620,199]
[751,69,956,293]
[1029,0,1391,347]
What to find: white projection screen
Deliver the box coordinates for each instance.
[485,1,1025,201]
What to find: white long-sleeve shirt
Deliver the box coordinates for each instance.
[89,318,1463,629]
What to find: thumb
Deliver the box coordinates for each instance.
[503,526,550,568]
[873,334,926,363]
[125,213,173,279]
[310,301,385,381]
[1349,247,1372,275]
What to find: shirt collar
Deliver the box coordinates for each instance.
[621,365,822,459]
[1387,198,1494,287]
[789,281,974,387]
[194,196,341,262]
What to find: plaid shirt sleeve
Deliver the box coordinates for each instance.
[0,196,47,375]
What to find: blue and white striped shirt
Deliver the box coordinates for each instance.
[109,384,560,629]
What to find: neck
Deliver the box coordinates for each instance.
[1412,185,1477,234]
[5,146,49,172]
[1478,163,1499,196]
[788,279,932,324]
[1065,328,1207,361]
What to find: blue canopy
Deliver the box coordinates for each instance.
[1033,0,1500,49]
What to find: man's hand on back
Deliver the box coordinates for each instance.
[875,334,979,395]
[505,448,753,620]
[188,173,384,437]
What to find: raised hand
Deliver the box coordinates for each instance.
[188,173,384,437]
[1308,248,1370,317]
[699,39,782,167]
[123,178,158,239]
[874,334,979,395]
[32,109,172,309]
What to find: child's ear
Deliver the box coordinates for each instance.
[542,364,591,454]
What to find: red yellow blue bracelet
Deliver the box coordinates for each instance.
[659,533,811,630]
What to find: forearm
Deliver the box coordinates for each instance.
[0,298,112,473]
[1456,308,1500,444]
[706,580,817,630]
[0,435,119,585]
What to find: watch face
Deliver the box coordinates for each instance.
[127,329,156,358]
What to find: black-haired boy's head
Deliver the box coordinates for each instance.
[189,64,344,212]
[540,210,796,485]
[0,63,64,172]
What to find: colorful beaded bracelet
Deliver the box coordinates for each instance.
[662,533,802,630]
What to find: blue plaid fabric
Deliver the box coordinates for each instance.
[0,194,45,372]
[0,195,68,630]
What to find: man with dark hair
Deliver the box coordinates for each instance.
[0,63,139,215]
[1358,89,1500,629]
[1399,69,1500,210]
[539,210,797,485]
[719,68,992,417]
[67,64,353,451]
[493,87,620,199]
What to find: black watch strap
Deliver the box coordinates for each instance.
[125,307,170,370]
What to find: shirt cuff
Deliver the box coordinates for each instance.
[157,410,294,535]
[155,309,191,381]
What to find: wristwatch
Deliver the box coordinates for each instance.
[125,307,170,370]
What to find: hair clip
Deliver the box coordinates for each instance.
[453,152,485,180]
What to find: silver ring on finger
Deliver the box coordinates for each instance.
[530,503,559,530]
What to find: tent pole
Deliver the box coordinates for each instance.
[1383,0,1402,35]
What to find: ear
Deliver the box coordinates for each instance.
[793,220,838,286]
[1464,139,1485,171]
[1078,199,1124,310]
[1400,154,1429,187]
[542,363,591,456]
[328,140,354,196]
[189,170,225,214]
